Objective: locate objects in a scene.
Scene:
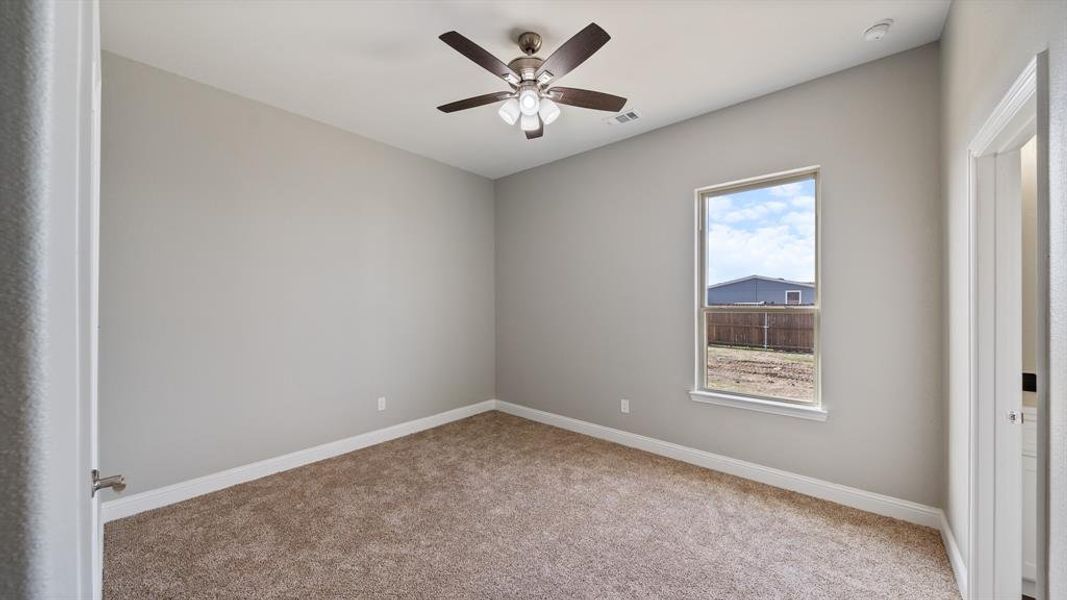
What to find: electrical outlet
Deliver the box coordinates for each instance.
[377,396,387,412]
[620,399,630,414]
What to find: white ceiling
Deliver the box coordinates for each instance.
[102,1,949,179]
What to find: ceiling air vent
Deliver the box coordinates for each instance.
[606,110,640,125]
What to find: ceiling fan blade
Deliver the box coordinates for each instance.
[439,31,519,84]
[525,116,544,139]
[548,87,627,112]
[536,23,611,82]
[437,91,513,113]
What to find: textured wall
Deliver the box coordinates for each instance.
[0,2,49,596]
[100,54,495,495]
[495,46,943,506]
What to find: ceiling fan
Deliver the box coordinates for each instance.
[436,23,627,139]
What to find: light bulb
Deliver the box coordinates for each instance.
[498,98,520,125]
[518,88,540,116]
[520,113,540,132]
[538,98,560,125]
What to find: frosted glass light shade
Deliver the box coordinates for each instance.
[538,98,561,125]
[498,99,520,125]
[518,88,540,116]
[520,113,540,132]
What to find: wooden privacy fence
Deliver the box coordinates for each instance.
[705,310,815,353]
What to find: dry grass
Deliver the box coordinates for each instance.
[707,345,815,403]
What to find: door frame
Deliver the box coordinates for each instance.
[87,1,104,597]
[966,54,1048,599]
[25,0,101,593]
[73,0,103,596]
[48,0,102,596]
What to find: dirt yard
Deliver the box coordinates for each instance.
[706,345,815,403]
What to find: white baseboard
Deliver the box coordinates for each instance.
[103,397,967,599]
[101,400,497,523]
[494,401,942,528]
[496,400,968,595]
[939,511,968,599]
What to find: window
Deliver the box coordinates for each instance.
[692,168,823,419]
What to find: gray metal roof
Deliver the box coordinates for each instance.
[706,274,815,290]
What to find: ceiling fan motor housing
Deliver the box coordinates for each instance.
[507,57,543,83]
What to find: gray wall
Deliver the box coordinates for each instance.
[100,53,495,495]
[939,0,1067,587]
[495,45,943,506]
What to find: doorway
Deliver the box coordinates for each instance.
[968,55,1049,600]
[1020,135,1039,599]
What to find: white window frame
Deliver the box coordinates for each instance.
[785,290,803,305]
[690,166,826,421]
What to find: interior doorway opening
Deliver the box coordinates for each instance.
[967,54,1048,600]
[1020,135,1038,600]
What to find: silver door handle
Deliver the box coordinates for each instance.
[91,469,126,496]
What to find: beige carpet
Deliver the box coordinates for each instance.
[105,411,959,599]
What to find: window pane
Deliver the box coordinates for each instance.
[703,176,816,404]
[704,310,815,403]
[704,178,816,300]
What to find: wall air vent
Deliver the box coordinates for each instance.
[606,110,641,125]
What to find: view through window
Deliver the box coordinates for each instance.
[700,172,818,404]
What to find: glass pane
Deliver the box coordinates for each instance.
[703,176,816,403]
[704,311,815,403]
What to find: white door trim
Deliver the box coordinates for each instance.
[34,0,101,596]
[966,55,1042,600]
[87,1,103,596]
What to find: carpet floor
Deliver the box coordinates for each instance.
[104,411,959,599]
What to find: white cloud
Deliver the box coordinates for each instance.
[769,181,806,197]
[782,209,815,238]
[705,220,815,284]
[704,181,816,284]
[706,194,734,220]
[706,196,788,224]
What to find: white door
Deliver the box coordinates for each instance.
[60,0,107,596]
[993,150,1024,599]
[85,2,109,596]
[33,0,104,595]
[26,0,105,595]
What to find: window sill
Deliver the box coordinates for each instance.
[688,390,828,421]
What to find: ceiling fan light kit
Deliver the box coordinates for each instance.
[437,23,628,140]
[520,113,540,132]
[498,98,521,125]
[518,86,540,115]
[538,98,561,125]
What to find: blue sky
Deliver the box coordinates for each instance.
[705,178,815,285]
